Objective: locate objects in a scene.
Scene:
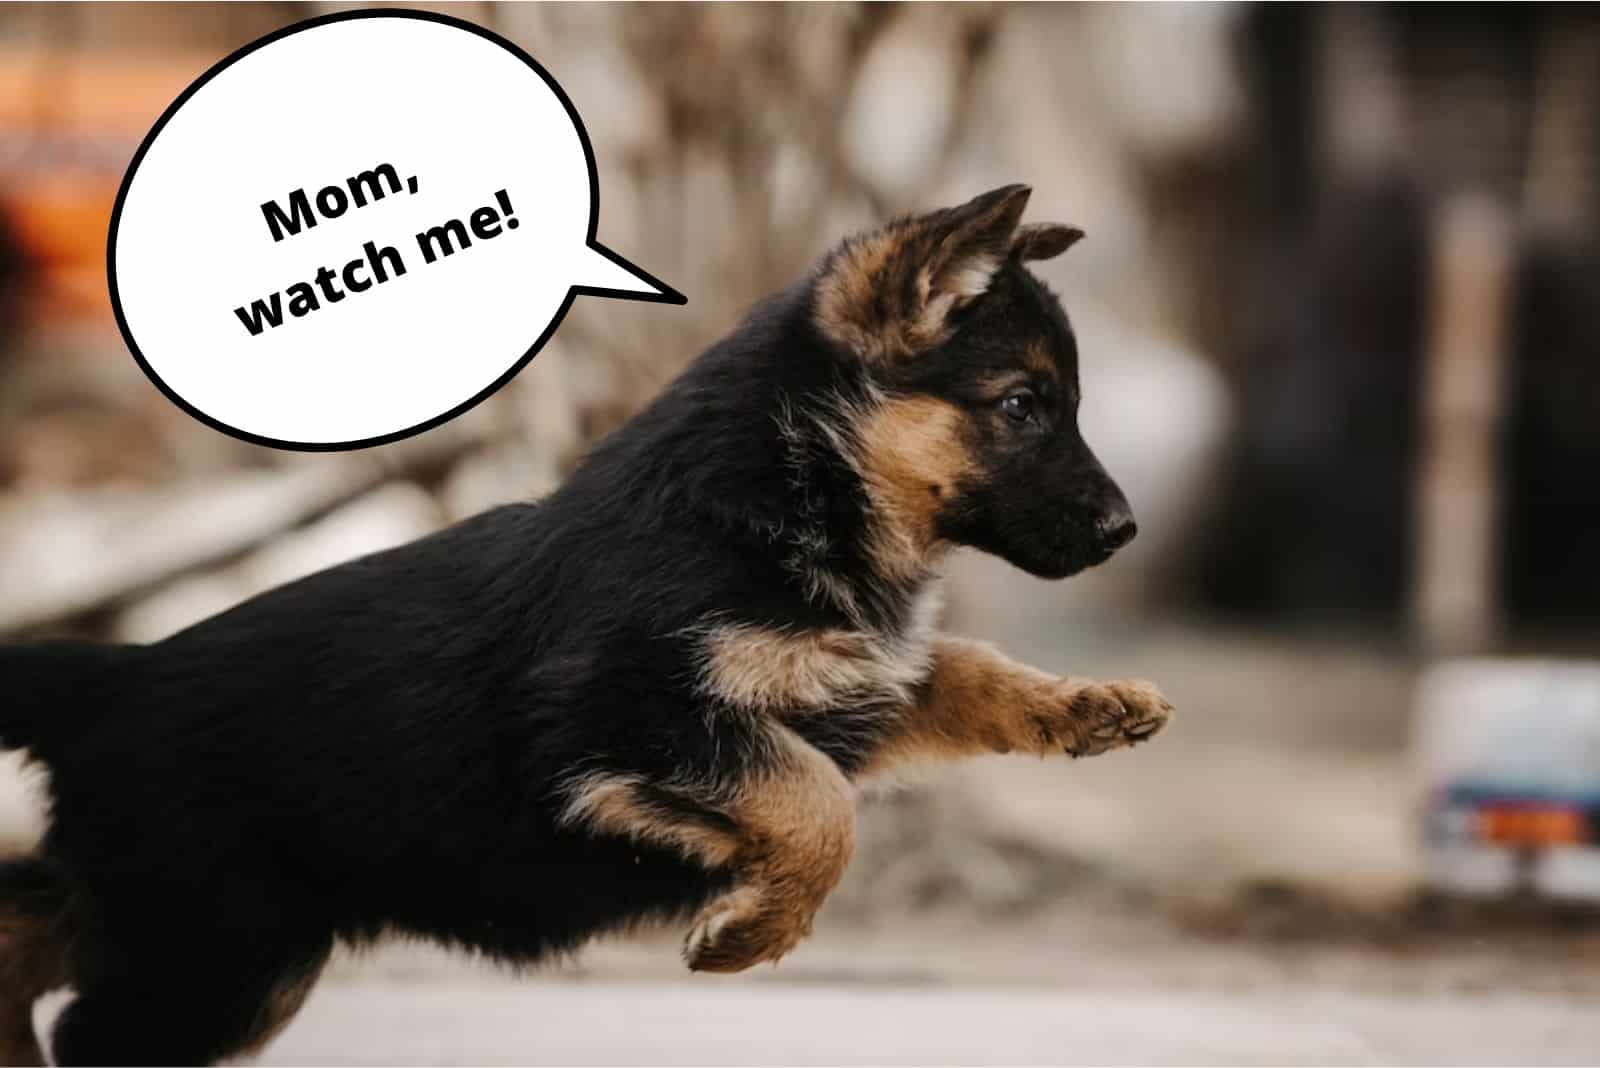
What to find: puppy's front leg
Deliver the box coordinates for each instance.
[860,638,1173,779]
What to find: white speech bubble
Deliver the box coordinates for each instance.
[109,9,682,451]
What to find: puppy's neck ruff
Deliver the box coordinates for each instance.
[774,380,950,632]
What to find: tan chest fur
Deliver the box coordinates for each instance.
[692,582,943,714]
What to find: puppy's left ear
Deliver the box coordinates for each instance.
[815,184,1033,364]
[924,183,1034,304]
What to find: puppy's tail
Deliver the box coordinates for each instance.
[0,641,128,756]
[0,857,73,1066]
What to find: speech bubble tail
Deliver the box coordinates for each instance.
[573,242,686,305]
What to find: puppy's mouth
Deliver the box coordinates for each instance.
[1085,543,1121,568]
[1037,518,1136,579]
[1031,544,1114,581]
[1069,543,1120,574]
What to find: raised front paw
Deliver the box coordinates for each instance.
[1039,678,1173,758]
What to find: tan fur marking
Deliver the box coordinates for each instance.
[0,898,68,1066]
[697,621,931,714]
[558,773,742,868]
[1023,339,1056,377]
[942,253,1002,301]
[560,731,857,973]
[562,730,860,973]
[853,395,973,582]
[812,187,1029,364]
[813,228,942,363]
[813,226,979,364]
[684,726,855,972]
[876,637,1059,770]
[856,638,1174,782]
[694,582,943,716]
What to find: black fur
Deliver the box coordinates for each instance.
[0,188,1135,1064]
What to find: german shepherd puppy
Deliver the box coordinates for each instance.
[0,185,1171,1065]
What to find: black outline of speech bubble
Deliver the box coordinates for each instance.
[107,7,686,453]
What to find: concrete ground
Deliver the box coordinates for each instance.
[200,894,1600,1067]
[16,555,1598,1065]
[26,898,1596,1066]
[257,980,1600,1066]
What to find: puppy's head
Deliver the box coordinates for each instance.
[813,184,1133,581]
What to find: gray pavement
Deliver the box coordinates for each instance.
[257,980,1600,1066]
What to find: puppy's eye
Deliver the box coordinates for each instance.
[1000,390,1037,425]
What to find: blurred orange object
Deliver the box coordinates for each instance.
[1477,805,1589,848]
[0,48,213,325]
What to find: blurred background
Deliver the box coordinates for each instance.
[3,3,1600,1063]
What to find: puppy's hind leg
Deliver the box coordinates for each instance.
[681,728,855,973]
[0,858,72,1067]
[559,726,856,974]
[50,925,331,1067]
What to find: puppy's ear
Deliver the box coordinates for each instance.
[814,185,1033,364]
[924,184,1033,304]
[1010,223,1084,263]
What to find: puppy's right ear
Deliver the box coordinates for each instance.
[815,185,1032,364]
[1010,223,1084,263]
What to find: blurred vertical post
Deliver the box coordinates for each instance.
[1522,22,1599,240]
[1412,194,1512,653]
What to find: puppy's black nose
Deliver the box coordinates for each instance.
[1096,510,1137,552]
